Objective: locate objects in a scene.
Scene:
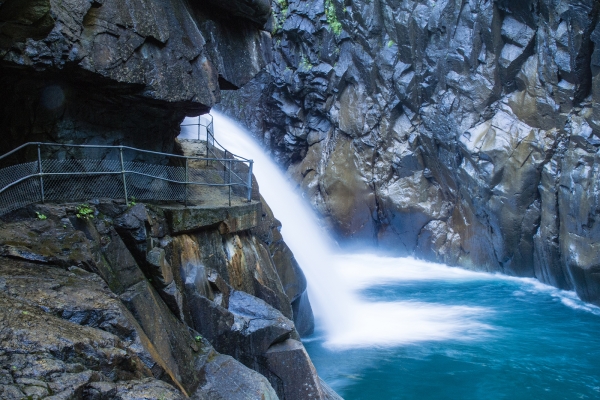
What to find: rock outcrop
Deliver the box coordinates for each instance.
[0,0,342,398]
[220,0,600,305]
[0,198,332,399]
[0,0,272,155]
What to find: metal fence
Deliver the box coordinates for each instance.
[180,114,216,156]
[0,140,254,216]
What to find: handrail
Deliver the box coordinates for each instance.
[180,114,250,162]
[0,169,249,196]
[211,135,250,162]
[0,139,255,216]
[0,142,34,161]
[0,142,248,163]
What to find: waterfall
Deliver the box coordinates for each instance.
[180,111,494,349]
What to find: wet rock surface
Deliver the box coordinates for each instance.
[264,339,323,400]
[221,0,600,305]
[251,196,315,336]
[0,200,331,399]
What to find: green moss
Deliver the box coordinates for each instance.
[272,0,289,34]
[325,0,343,35]
[277,0,288,13]
[300,56,313,70]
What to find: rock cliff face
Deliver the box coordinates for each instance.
[0,0,342,398]
[220,0,600,305]
[0,0,271,155]
[0,200,334,399]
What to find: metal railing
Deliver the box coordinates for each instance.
[180,114,216,158]
[0,141,254,217]
[180,114,255,206]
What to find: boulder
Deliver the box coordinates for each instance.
[227,290,295,354]
[194,354,279,400]
[264,339,324,400]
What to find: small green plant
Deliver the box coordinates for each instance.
[272,0,289,35]
[387,40,395,48]
[300,56,313,70]
[35,211,47,220]
[194,335,202,342]
[76,204,94,220]
[129,196,137,206]
[276,0,288,14]
[325,0,343,35]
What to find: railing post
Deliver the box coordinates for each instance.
[185,158,189,207]
[228,160,232,207]
[247,161,253,202]
[37,144,45,203]
[120,146,129,206]
[205,117,211,166]
[206,125,210,167]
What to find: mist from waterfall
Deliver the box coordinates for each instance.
[180,111,499,348]
[179,113,600,400]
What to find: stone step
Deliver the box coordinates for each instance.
[162,201,261,234]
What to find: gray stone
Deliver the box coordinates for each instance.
[227,290,295,356]
[147,247,174,286]
[194,354,279,400]
[264,339,323,400]
[163,202,261,235]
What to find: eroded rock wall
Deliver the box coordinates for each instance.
[0,199,328,399]
[0,1,339,398]
[220,0,600,304]
[0,0,271,155]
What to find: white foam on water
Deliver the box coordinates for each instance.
[508,277,600,316]
[333,253,498,291]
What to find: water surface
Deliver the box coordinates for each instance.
[304,254,600,400]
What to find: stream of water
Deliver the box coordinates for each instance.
[181,112,600,400]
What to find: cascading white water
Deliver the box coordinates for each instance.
[180,111,495,348]
[179,112,600,399]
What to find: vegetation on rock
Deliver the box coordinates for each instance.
[325,0,342,35]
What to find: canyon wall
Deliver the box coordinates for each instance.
[0,0,342,398]
[220,0,600,305]
[0,200,334,399]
